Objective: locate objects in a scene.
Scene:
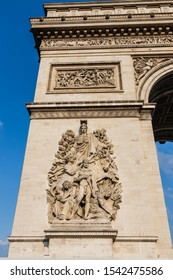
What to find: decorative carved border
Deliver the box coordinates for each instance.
[27,102,154,120]
[40,35,173,50]
[30,110,142,119]
[140,110,152,120]
[44,230,118,240]
[27,104,153,120]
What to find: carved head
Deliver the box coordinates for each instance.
[62,180,72,190]
[79,121,88,135]
[81,159,89,168]
[65,148,76,164]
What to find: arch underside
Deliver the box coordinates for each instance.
[149,72,173,143]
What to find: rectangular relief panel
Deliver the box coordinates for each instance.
[47,63,122,94]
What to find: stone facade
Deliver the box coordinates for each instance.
[9,1,173,259]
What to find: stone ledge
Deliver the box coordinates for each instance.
[8,236,46,242]
[8,235,158,243]
[27,100,147,108]
[31,13,173,26]
[26,102,155,120]
[116,236,158,242]
[46,219,114,231]
[44,220,117,239]
[44,230,118,240]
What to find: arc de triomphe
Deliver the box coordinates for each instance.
[9,1,173,259]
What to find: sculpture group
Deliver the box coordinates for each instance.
[47,121,122,223]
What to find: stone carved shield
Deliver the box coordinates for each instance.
[47,121,122,223]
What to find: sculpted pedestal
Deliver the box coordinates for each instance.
[44,220,117,259]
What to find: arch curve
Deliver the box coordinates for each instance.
[138,60,173,102]
[138,61,173,142]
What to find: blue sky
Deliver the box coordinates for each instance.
[0,0,172,257]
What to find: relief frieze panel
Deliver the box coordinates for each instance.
[40,35,173,50]
[48,64,122,93]
[55,68,115,89]
[47,121,122,223]
[133,57,171,86]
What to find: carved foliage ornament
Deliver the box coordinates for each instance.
[47,121,122,223]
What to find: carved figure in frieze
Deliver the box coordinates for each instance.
[40,35,173,50]
[71,159,96,220]
[55,180,77,220]
[47,120,122,223]
[133,57,158,85]
[75,121,100,163]
[133,57,169,85]
[54,68,115,89]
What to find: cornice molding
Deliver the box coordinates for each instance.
[26,101,154,120]
[44,1,173,10]
[31,12,173,26]
[8,236,45,242]
[8,235,158,243]
[44,230,118,240]
[116,236,158,242]
[32,23,173,52]
[30,1,173,54]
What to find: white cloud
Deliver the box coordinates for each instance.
[157,151,173,177]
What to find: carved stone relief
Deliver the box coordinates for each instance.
[47,121,122,223]
[48,64,121,93]
[138,59,173,100]
[55,68,115,88]
[40,35,173,50]
[133,57,171,85]
[30,109,142,120]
